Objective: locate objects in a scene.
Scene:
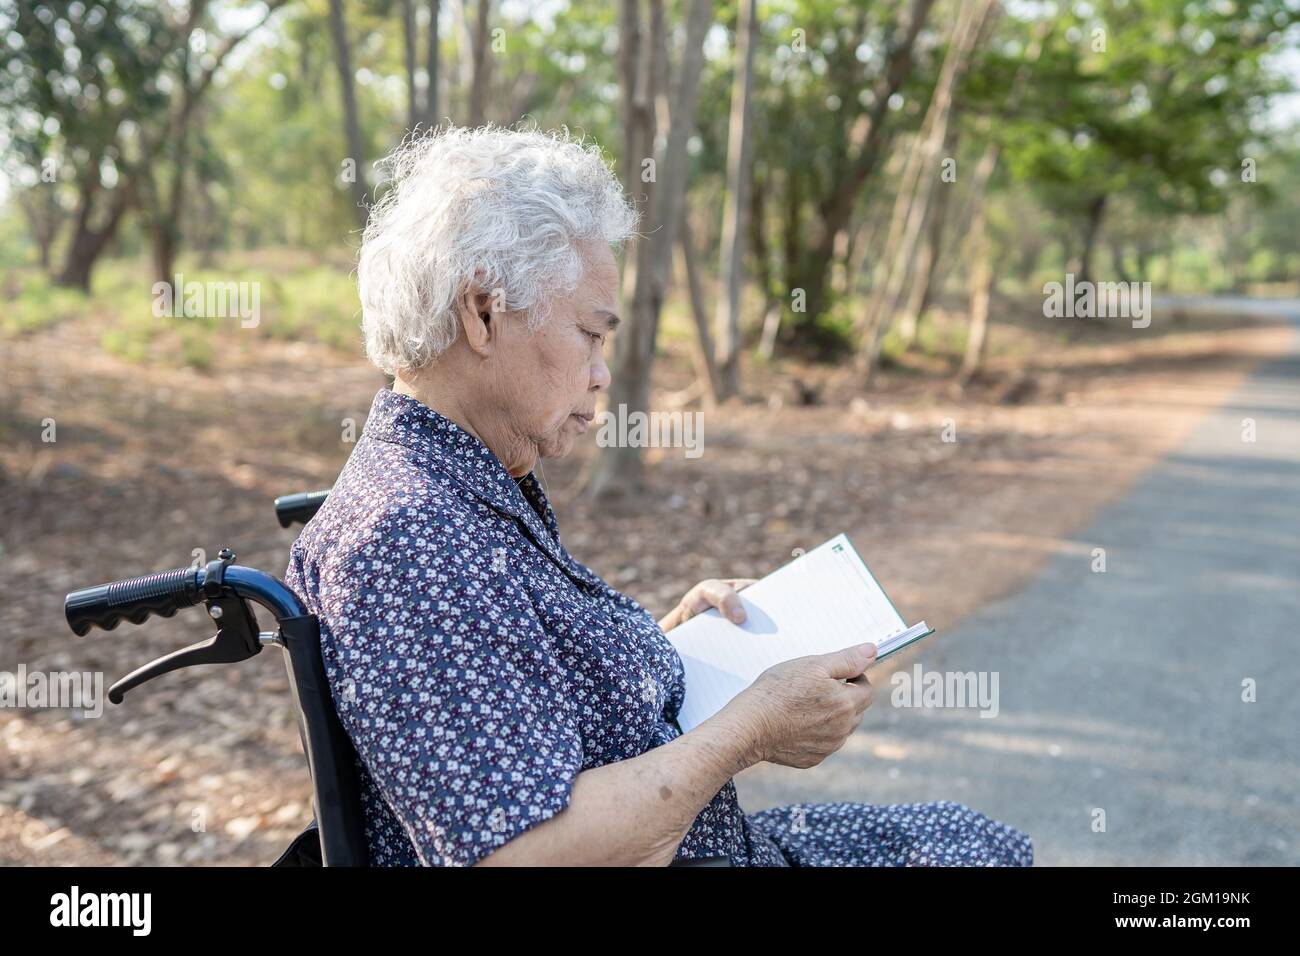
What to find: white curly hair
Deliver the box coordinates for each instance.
[357,123,639,375]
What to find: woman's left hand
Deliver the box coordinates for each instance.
[658,579,757,633]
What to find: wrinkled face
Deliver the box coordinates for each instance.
[488,240,619,474]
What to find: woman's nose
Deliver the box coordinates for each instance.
[591,353,611,391]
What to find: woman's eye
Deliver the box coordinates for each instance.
[585,330,605,344]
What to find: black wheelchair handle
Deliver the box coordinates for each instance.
[274,489,331,528]
[66,561,309,639]
[65,566,202,636]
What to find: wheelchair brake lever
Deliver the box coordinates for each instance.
[107,550,265,704]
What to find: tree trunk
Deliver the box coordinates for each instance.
[125,0,288,281]
[467,0,491,126]
[595,0,663,492]
[757,299,782,361]
[402,0,419,130]
[959,200,993,386]
[17,187,63,274]
[150,112,194,287]
[612,0,661,301]
[1110,238,1131,284]
[37,231,52,271]
[589,0,713,498]
[152,226,177,290]
[424,0,442,127]
[1073,193,1107,289]
[844,199,889,301]
[57,171,131,292]
[197,183,220,267]
[748,164,773,309]
[1134,239,1151,285]
[328,0,370,228]
[713,0,758,402]
[856,0,997,379]
[452,0,472,115]
[910,15,1050,333]
[895,123,958,351]
[678,215,722,407]
[894,187,945,351]
[618,0,646,200]
[785,0,936,332]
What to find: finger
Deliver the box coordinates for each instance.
[696,579,748,624]
[673,582,715,623]
[715,586,748,624]
[721,578,757,592]
[845,676,873,710]
[817,642,877,679]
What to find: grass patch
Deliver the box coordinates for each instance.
[0,271,91,336]
[2,255,366,368]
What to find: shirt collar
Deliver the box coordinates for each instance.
[363,386,544,518]
[360,387,600,586]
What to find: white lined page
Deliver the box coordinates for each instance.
[667,534,919,734]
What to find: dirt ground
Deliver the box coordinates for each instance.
[0,294,1290,865]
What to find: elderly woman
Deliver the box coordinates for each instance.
[285,125,1033,867]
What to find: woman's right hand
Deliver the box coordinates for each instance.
[729,643,877,769]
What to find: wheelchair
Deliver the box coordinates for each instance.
[62,488,729,866]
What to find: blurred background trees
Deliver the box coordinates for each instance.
[1,0,1297,489]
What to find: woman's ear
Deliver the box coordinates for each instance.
[455,280,496,358]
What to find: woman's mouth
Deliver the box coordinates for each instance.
[570,413,593,433]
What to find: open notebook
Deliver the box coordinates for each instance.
[666,534,932,734]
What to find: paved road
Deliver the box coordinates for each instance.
[737,297,1300,865]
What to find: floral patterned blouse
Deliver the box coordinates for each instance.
[285,387,1034,867]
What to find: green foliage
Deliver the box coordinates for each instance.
[1,0,1297,358]
[972,0,1298,221]
[790,291,858,359]
[0,270,88,335]
[1,253,367,367]
[258,266,364,352]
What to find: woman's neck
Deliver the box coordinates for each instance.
[392,371,536,477]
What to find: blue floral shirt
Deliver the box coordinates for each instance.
[285,388,1034,868]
